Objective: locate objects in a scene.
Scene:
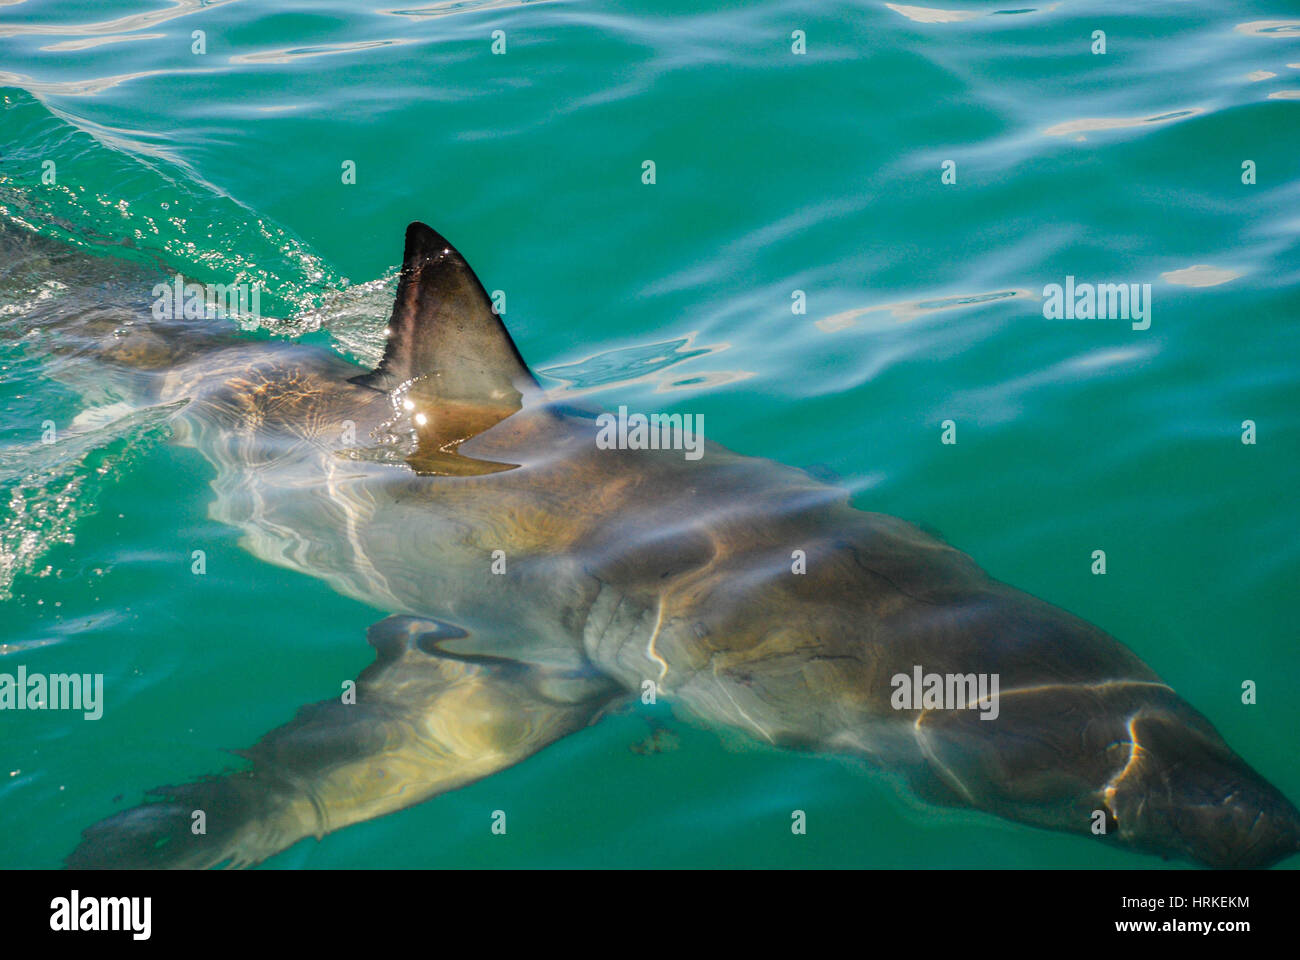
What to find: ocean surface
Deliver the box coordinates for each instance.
[1,0,1297,869]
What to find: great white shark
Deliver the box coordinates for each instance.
[20,221,1297,869]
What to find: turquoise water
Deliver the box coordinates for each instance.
[2,0,1298,868]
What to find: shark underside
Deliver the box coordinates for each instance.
[14,221,1296,869]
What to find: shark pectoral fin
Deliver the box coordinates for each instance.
[380,609,597,674]
[364,612,470,659]
[371,614,619,710]
[66,618,623,870]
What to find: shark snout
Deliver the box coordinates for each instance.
[1106,712,1300,868]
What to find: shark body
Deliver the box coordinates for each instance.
[24,222,1297,869]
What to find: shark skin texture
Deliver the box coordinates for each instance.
[33,222,1297,870]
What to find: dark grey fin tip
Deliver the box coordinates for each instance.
[348,222,448,392]
[349,221,537,396]
[405,219,537,387]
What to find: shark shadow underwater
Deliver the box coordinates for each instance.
[36,222,1298,869]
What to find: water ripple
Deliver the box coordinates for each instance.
[229,38,417,65]
[0,0,243,38]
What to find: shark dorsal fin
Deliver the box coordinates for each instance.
[353,222,536,405]
[352,222,538,475]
